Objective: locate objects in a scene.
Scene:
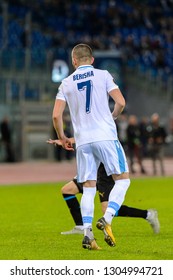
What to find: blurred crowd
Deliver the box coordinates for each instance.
[117,112,168,176]
[1,0,173,81]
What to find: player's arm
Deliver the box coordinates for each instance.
[47,138,75,146]
[109,88,125,120]
[52,99,74,151]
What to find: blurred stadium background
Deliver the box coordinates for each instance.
[0,0,173,164]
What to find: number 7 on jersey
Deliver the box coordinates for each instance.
[77,80,93,113]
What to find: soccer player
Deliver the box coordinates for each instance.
[47,139,160,236]
[52,43,131,250]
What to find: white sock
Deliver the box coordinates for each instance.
[84,227,94,239]
[80,186,96,229]
[104,179,130,224]
[146,210,152,220]
[75,225,84,230]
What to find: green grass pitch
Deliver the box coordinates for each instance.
[0,177,173,260]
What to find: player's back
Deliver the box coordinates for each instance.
[60,65,118,147]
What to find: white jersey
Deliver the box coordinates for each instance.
[56,65,119,148]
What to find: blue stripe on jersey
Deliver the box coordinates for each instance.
[108,201,120,212]
[115,140,126,173]
[82,216,93,224]
[64,195,76,201]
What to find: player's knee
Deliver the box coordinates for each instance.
[112,172,129,181]
[61,181,79,195]
[61,183,72,194]
[61,185,67,194]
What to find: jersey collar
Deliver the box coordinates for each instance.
[77,65,94,70]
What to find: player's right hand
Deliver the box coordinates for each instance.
[61,137,74,151]
[46,138,75,151]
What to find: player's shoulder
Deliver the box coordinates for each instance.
[94,67,108,74]
[61,72,74,85]
[93,68,110,78]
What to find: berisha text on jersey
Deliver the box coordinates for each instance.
[73,71,94,81]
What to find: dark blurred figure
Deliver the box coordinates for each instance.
[53,127,63,161]
[0,117,15,162]
[127,115,146,174]
[139,116,150,158]
[147,113,167,176]
[116,113,128,153]
[63,112,74,161]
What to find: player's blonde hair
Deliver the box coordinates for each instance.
[72,44,93,62]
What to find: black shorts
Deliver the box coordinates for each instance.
[73,163,114,203]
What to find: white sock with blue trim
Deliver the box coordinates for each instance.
[81,186,96,230]
[104,179,130,224]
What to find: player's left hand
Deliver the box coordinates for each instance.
[46,139,62,146]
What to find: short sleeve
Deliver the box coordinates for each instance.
[106,71,119,93]
[56,83,66,101]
